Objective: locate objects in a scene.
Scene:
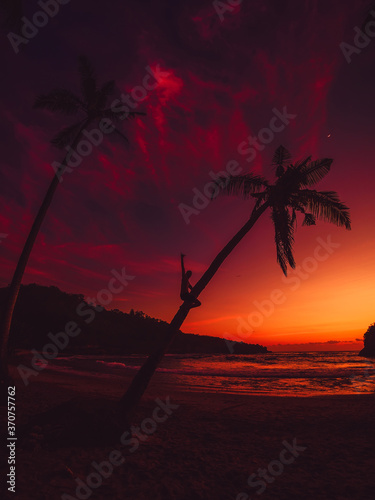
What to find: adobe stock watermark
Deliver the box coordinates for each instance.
[61,397,179,500]
[0,233,9,244]
[213,0,243,22]
[17,267,135,386]
[340,10,375,63]
[225,235,341,353]
[236,438,307,499]
[178,106,297,225]
[52,65,169,183]
[7,0,72,54]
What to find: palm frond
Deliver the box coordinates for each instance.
[298,158,333,186]
[96,80,115,109]
[34,89,82,115]
[291,208,297,227]
[220,174,268,199]
[51,120,87,149]
[272,145,292,177]
[78,56,97,104]
[113,127,130,145]
[298,190,351,229]
[271,207,296,275]
[253,191,269,211]
[289,199,306,214]
[101,108,146,123]
[293,156,311,172]
[272,145,292,167]
[302,213,316,226]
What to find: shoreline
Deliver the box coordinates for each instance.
[12,349,375,399]
[2,363,375,499]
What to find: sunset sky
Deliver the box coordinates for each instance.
[1,0,375,350]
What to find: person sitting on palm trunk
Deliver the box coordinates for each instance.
[180,253,201,308]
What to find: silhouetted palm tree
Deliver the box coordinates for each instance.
[0,56,143,382]
[118,146,351,415]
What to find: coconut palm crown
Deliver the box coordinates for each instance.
[34,55,143,149]
[220,145,351,275]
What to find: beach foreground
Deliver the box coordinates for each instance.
[2,365,375,500]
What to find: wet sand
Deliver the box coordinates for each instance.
[2,363,375,500]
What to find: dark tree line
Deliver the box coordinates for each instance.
[0,284,268,356]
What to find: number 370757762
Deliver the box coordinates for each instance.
[8,386,16,436]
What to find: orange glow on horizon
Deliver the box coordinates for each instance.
[155,195,375,350]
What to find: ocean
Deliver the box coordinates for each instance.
[51,351,375,397]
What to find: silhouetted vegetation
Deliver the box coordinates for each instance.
[359,323,375,357]
[0,284,268,356]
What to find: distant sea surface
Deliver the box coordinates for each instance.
[53,351,375,397]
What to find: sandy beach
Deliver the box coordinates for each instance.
[2,363,374,500]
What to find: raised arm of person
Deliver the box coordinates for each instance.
[180,253,186,278]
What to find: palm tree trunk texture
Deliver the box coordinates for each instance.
[0,128,87,382]
[119,201,269,414]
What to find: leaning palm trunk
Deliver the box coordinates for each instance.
[0,127,87,382]
[120,145,352,415]
[118,202,269,415]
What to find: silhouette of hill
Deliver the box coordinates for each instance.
[359,323,375,358]
[0,284,268,355]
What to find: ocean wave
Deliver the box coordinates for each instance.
[85,361,372,380]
